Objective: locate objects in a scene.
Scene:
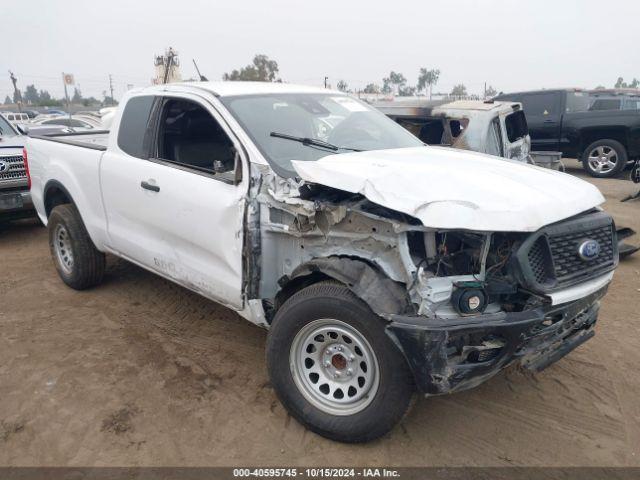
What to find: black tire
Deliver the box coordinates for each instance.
[266,281,413,443]
[48,204,105,290]
[581,139,628,178]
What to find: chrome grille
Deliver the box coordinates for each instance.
[0,154,27,186]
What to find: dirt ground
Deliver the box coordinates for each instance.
[1,163,639,467]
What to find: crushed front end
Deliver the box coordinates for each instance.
[386,210,618,395]
[251,165,618,397]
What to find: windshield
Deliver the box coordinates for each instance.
[220,93,424,176]
[0,115,18,137]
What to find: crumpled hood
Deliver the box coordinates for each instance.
[292,146,605,232]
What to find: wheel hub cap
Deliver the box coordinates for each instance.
[53,224,74,274]
[588,146,617,173]
[290,319,379,416]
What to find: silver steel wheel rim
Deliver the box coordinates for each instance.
[289,318,379,416]
[588,146,618,173]
[53,224,74,274]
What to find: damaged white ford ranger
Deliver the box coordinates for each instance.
[27,82,618,443]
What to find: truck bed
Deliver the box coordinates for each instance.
[30,130,110,151]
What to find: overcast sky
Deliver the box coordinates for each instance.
[3,0,639,102]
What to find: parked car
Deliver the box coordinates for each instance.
[41,109,66,116]
[493,88,640,177]
[24,110,41,119]
[588,90,640,112]
[373,98,565,169]
[2,112,31,126]
[0,114,33,222]
[32,115,98,131]
[373,99,531,162]
[27,82,619,442]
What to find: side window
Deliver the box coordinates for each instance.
[486,118,503,157]
[69,119,91,128]
[520,93,560,116]
[589,99,621,111]
[505,111,528,142]
[118,96,155,159]
[156,98,237,181]
[565,92,590,112]
[417,119,445,144]
[623,98,640,110]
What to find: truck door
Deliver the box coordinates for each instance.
[517,91,563,151]
[100,93,247,310]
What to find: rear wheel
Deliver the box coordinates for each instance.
[48,204,105,290]
[581,139,627,178]
[266,281,413,443]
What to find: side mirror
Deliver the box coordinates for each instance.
[16,124,28,135]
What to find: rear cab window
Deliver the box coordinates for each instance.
[117,96,156,158]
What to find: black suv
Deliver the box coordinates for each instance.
[494,88,640,177]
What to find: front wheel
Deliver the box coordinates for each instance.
[582,139,628,178]
[266,281,414,443]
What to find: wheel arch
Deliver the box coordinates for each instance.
[578,128,629,157]
[43,180,77,218]
[272,256,414,323]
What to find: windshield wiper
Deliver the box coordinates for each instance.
[270,132,362,152]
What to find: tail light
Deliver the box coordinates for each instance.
[23,147,31,190]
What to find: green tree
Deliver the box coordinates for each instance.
[417,68,440,99]
[398,85,416,96]
[72,87,83,103]
[450,84,467,97]
[614,77,639,88]
[3,95,11,105]
[23,84,39,105]
[223,54,280,82]
[485,85,497,98]
[336,80,349,92]
[363,83,380,94]
[382,71,407,95]
[39,90,52,103]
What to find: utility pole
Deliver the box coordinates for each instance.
[109,74,114,106]
[324,76,329,88]
[483,82,487,100]
[8,71,22,112]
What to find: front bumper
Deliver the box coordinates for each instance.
[0,189,34,220]
[386,286,608,395]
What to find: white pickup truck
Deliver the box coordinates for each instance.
[27,82,618,443]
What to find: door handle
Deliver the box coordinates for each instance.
[140,180,160,192]
[543,119,556,124]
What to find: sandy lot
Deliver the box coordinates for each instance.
[1,163,639,467]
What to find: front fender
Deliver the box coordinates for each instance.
[289,256,414,316]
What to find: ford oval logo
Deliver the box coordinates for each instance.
[578,239,600,261]
[0,161,7,173]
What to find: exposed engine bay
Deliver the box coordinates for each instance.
[246,169,555,326]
